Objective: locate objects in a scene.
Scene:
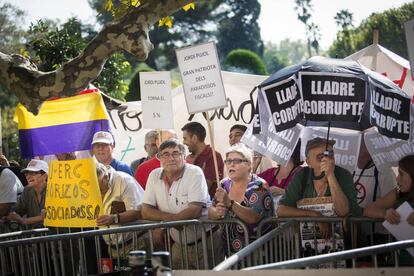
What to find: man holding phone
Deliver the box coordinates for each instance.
[277,137,361,236]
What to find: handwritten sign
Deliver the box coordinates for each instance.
[44,158,103,228]
[140,71,174,129]
[299,72,366,122]
[405,18,414,80]
[176,41,227,114]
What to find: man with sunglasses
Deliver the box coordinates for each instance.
[141,139,221,269]
[277,137,360,237]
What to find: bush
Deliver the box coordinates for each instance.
[224,49,267,75]
[126,64,155,101]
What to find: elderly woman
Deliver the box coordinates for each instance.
[364,155,414,225]
[208,143,274,253]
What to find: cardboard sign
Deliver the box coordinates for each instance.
[140,71,174,129]
[299,72,365,122]
[364,130,414,169]
[369,79,411,140]
[405,18,414,81]
[301,127,361,173]
[261,76,303,132]
[44,158,103,228]
[176,41,227,114]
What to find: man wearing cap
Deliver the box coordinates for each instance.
[6,159,49,227]
[92,131,133,176]
[277,137,360,234]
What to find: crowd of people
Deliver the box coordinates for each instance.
[0,121,413,270]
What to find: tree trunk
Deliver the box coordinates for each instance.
[0,0,192,115]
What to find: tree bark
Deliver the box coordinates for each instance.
[0,0,192,115]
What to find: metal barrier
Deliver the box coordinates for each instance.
[243,239,414,270]
[213,220,299,271]
[214,217,414,271]
[0,218,249,275]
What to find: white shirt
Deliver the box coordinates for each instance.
[143,163,211,243]
[102,168,144,245]
[0,168,24,204]
[353,165,396,208]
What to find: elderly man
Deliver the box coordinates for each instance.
[92,131,133,176]
[141,139,220,268]
[130,130,159,174]
[134,129,176,189]
[277,137,360,236]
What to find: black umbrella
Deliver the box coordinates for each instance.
[256,56,412,141]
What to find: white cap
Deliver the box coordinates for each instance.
[92,131,114,145]
[22,159,49,174]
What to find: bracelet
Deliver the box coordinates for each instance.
[229,200,234,211]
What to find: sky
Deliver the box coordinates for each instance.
[8,0,414,49]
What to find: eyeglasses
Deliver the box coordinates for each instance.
[224,158,249,165]
[315,150,334,162]
[158,151,183,159]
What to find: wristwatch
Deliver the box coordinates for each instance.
[113,213,120,224]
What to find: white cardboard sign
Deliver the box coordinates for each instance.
[140,71,174,129]
[175,41,227,114]
[405,18,414,80]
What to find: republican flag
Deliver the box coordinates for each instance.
[15,91,110,159]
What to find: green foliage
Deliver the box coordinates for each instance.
[329,2,414,59]
[26,18,84,71]
[294,0,320,57]
[1,107,20,163]
[215,0,264,60]
[126,63,155,101]
[89,0,223,70]
[263,39,308,72]
[0,1,26,54]
[224,49,267,75]
[25,17,131,99]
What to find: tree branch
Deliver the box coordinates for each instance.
[0,0,192,114]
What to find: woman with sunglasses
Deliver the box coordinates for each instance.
[208,143,273,254]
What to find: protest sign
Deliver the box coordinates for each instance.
[297,197,345,268]
[176,41,227,114]
[301,127,361,173]
[404,18,414,81]
[369,80,411,140]
[364,130,414,169]
[299,72,365,122]
[44,158,103,228]
[140,71,174,129]
[261,76,303,132]
[242,90,301,167]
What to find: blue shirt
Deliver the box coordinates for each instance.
[110,159,133,176]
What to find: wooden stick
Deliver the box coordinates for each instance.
[373,30,379,45]
[204,111,220,185]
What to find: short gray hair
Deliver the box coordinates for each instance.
[225,143,253,163]
[145,130,159,143]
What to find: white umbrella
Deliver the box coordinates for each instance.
[346,43,414,97]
